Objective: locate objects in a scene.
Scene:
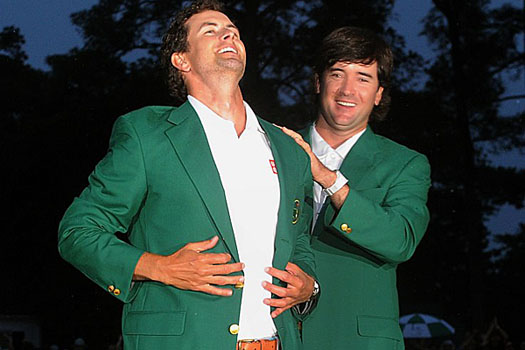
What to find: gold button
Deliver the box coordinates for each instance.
[235,282,244,289]
[341,223,348,232]
[108,285,115,293]
[229,324,239,335]
[113,288,121,296]
[346,227,352,233]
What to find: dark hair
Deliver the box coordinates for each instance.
[314,26,394,121]
[161,0,225,102]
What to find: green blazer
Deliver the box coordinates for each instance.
[58,102,315,350]
[300,126,430,350]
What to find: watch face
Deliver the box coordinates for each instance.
[313,281,320,295]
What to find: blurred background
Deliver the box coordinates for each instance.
[1,0,523,349]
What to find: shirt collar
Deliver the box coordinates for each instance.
[243,100,265,134]
[188,95,265,135]
[311,123,366,160]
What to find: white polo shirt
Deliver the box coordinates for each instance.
[188,96,280,340]
[311,124,365,226]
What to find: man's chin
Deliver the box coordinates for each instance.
[217,59,245,72]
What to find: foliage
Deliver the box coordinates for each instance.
[396,0,525,333]
[0,25,28,62]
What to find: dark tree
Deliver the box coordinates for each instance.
[0,26,28,62]
[394,0,524,335]
[488,224,525,342]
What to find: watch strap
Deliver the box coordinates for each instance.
[323,170,348,196]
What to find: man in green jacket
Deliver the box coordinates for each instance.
[282,27,431,349]
[58,1,317,349]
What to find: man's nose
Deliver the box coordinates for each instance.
[220,28,236,41]
[339,79,356,96]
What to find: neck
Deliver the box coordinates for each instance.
[188,76,246,136]
[314,118,367,149]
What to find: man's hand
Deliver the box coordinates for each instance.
[134,236,244,296]
[280,127,336,187]
[262,262,315,318]
[280,126,350,209]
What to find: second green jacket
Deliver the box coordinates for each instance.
[301,126,431,350]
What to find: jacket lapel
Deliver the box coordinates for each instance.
[338,126,380,189]
[164,102,239,262]
[302,125,380,235]
[299,126,326,237]
[259,121,294,270]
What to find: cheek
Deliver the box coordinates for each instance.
[322,82,338,98]
[320,90,333,108]
[362,90,379,105]
[238,42,247,55]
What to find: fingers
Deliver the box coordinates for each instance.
[159,237,247,296]
[264,266,293,283]
[262,280,290,298]
[271,307,287,318]
[262,264,315,318]
[281,127,305,144]
[281,127,314,156]
[284,262,300,275]
[200,284,235,297]
[264,295,292,308]
[186,235,219,252]
[264,267,303,294]
[202,261,245,276]
[209,274,244,286]
[262,289,294,319]
[263,296,290,308]
[198,252,233,264]
[280,126,300,139]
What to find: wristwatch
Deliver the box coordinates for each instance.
[323,170,348,196]
[293,281,321,315]
[311,280,320,298]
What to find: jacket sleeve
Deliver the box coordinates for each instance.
[58,116,147,303]
[324,153,431,265]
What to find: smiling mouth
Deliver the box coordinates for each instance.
[336,101,356,107]
[218,47,237,54]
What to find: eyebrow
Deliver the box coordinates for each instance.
[327,66,376,79]
[358,72,374,79]
[198,22,239,32]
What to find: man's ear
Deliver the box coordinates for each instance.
[171,52,190,72]
[314,74,320,94]
[374,86,384,106]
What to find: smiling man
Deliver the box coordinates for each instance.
[58,1,317,349]
[282,27,431,349]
